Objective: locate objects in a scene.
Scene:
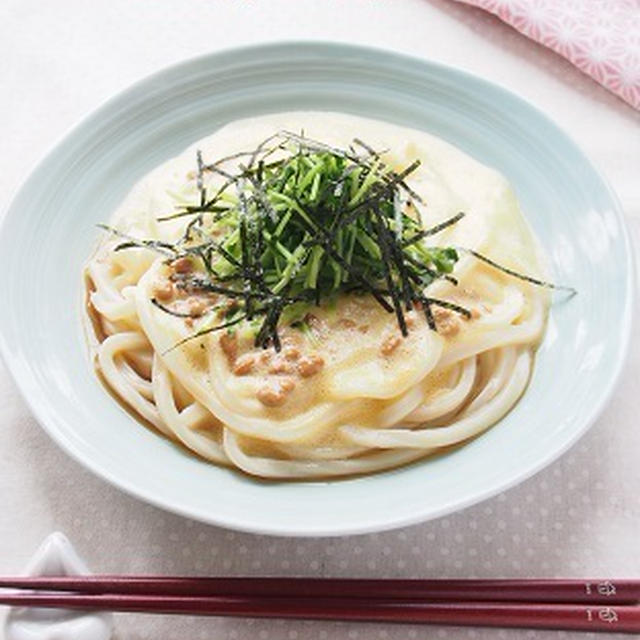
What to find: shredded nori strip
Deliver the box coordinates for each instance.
[402,212,466,248]
[462,248,577,294]
[371,205,409,334]
[238,213,253,319]
[421,296,436,330]
[163,314,247,353]
[196,150,206,207]
[151,298,199,318]
[97,224,176,257]
[425,297,473,320]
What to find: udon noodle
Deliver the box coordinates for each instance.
[84,112,555,479]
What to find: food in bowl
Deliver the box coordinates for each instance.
[84,112,572,479]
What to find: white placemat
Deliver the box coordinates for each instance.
[1,1,639,638]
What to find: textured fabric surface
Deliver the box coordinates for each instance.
[454,0,640,110]
[1,1,639,638]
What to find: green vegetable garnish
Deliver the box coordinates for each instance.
[102,131,572,352]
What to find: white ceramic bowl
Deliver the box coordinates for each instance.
[0,43,633,536]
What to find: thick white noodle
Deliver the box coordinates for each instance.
[338,348,531,450]
[405,357,477,423]
[118,360,154,400]
[463,347,517,414]
[151,356,230,464]
[97,332,164,431]
[438,297,544,369]
[222,429,427,479]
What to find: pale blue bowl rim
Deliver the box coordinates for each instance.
[0,41,634,536]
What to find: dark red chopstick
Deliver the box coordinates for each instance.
[0,576,636,604]
[0,592,638,633]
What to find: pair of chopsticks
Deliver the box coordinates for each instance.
[1,577,640,633]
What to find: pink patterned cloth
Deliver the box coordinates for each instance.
[453,0,640,110]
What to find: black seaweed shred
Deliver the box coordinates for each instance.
[462,248,577,294]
